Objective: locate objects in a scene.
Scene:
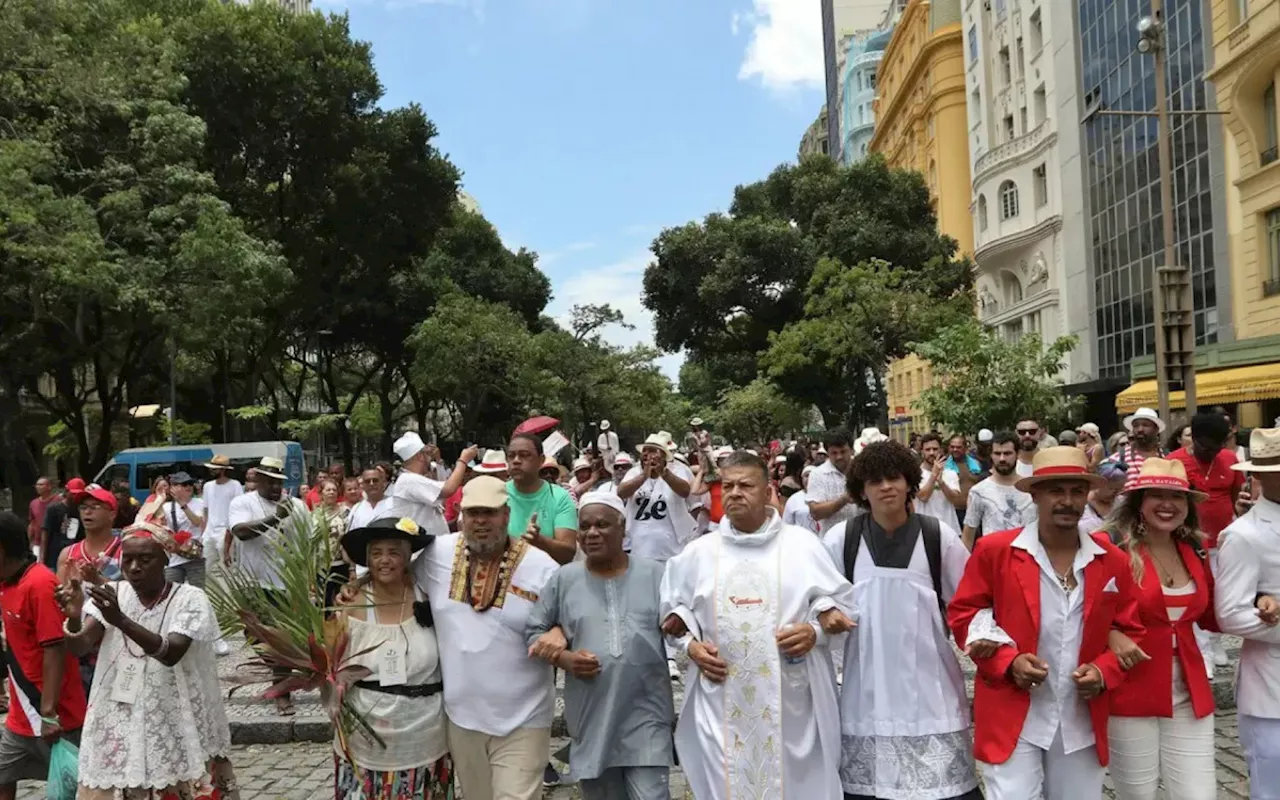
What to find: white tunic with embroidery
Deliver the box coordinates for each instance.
[79,582,231,791]
[660,511,854,800]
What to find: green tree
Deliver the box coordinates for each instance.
[910,319,1083,435]
[762,257,974,428]
[711,379,810,446]
[643,155,970,394]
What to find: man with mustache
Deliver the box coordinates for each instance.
[1107,407,1167,491]
[949,447,1146,799]
[960,432,1037,550]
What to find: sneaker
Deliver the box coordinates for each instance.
[542,764,561,788]
[668,658,681,681]
[214,639,231,657]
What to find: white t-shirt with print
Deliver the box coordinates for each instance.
[621,466,696,561]
[161,498,206,566]
[963,478,1037,536]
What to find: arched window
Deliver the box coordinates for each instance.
[1002,271,1024,306]
[999,180,1020,220]
[977,195,988,232]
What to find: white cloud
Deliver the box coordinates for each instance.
[734,0,824,91]
[549,253,683,381]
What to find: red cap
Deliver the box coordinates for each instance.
[65,477,87,497]
[80,483,118,512]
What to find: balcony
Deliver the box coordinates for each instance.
[852,50,883,71]
[973,120,1054,185]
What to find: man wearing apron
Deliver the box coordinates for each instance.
[823,439,982,800]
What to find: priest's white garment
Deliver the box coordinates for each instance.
[660,511,854,800]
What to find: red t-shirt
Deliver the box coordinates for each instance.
[305,487,323,510]
[708,482,724,524]
[27,496,51,541]
[0,561,87,735]
[1169,447,1245,548]
[444,490,463,525]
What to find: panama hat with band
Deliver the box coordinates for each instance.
[1014,446,1107,493]
[341,517,432,567]
[1232,427,1280,473]
[472,449,509,474]
[1127,458,1207,502]
[1123,406,1166,434]
[254,456,287,480]
[637,433,671,455]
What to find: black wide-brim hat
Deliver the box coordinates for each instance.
[340,516,432,567]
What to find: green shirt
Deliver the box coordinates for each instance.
[505,480,578,538]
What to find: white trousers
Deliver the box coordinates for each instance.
[1240,714,1280,800]
[1107,704,1216,799]
[980,730,1104,800]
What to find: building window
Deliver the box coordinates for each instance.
[1033,164,1048,207]
[1029,8,1043,54]
[999,180,1019,220]
[1015,37,1024,79]
[968,26,977,63]
[999,46,1011,86]
[978,195,989,231]
[1267,208,1280,295]
[1264,81,1278,166]
[1233,0,1249,25]
[1003,114,1015,142]
[1033,84,1047,126]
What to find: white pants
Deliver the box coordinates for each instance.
[1107,704,1216,799]
[980,730,1104,800]
[1240,714,1280,800]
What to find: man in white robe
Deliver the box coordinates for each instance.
[660,450,855,800]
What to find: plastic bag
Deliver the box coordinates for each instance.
[46,738,79,800]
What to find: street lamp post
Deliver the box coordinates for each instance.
[1087,3,1220,423]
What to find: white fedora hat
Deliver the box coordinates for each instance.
[1232,428,1280,473]
[599,420,611,431]
[255,456,287,481]
[637,433,670,454]
[1122,407,1166,434]
[472,449,509,474]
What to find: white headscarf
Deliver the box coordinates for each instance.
[578,491,626,518]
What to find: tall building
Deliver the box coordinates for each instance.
[961,0,1090,384]
[839,28,894,164]
[799,106,832,159]
[823,1,897,162]
[1179,0,1280,428]
[872,0,970,440]
[1077,0,1232,426]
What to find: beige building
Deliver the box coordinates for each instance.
[800,106,832,159]
[1197,0,1280,426]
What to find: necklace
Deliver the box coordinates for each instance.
[122,583,177,658]
[1148,546,1182,587]
[1055,568,1077,592]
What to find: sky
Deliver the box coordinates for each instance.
[311,0,885,379]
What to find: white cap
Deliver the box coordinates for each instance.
[578,490,626,517]
[393,431,426,462]
[977,428,994,443]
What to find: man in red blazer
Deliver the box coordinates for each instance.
[948,446,1146,799]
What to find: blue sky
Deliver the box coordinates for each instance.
[312,0,881,377]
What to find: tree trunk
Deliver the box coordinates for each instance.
[377,366,396,458]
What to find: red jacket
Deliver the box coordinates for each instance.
[1109,541,1218,719]
[948,528,1146,766]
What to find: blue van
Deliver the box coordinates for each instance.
[93,441,307,503]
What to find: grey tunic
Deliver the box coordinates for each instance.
[525,557,675,781]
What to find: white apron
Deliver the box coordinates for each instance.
[839,534,978,799]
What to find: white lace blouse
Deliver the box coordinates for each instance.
[80,582,231,791]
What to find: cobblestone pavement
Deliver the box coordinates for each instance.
[12,711,1252,799]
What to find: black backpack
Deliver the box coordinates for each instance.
[841,513,948,627]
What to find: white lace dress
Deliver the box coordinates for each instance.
[79,582,232,792]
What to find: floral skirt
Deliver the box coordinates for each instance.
[334,755,452,800]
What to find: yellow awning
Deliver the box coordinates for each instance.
[1115,364,1280,412]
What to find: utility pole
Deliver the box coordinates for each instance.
[1140,0,1197,422]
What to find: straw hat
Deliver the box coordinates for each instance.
[1231,428,1280,473]
[637,433,671,454]
[1128,458,1207,501]
[1014,446,1106,493]
[203,454,234,471]
[1123,407,1167,434]
[540,456,567,480]
[255,456,286,480]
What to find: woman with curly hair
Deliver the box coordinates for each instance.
[823,440,981,800]
[1102,458,1277,799]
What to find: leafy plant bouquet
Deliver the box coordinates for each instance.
[206,507,383,758]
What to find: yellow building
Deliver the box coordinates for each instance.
[1200,0,1280,427]
[872,0,971,438]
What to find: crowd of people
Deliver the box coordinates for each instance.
[2,407,1280,800]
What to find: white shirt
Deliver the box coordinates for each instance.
[388,471,448,536]
[806,460,863,533]
[414,534,558,736]
[916,463,959,524]
[782,490,818,533]
[1015,460,1036,478]
[1214,496,1280,718]
[201,479,243,540]
[621,466,696,560]
[160,498,206,566]
[1012,525,1106,754]
[348,496,396,532]
[226,493,308,588]
[964,478,1037,535]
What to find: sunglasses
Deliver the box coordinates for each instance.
[1016,429,1039,436]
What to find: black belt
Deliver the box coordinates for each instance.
[353,680,443,698]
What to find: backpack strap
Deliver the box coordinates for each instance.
[841,514,869,581]
[919,514,949,630]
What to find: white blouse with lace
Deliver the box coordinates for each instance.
[79,582,232,791]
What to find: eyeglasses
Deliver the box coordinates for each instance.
[1016,429,1039,436]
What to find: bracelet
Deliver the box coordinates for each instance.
[146,635,170,661]
[62,618,83,637]
[40,715,59,727]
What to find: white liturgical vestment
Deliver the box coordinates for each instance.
[660,511,854,800]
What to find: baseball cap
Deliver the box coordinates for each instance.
[80,483,118,512]
[460,476,509,510]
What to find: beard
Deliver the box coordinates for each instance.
[994,462,1016,476]
[464,532,506,558]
